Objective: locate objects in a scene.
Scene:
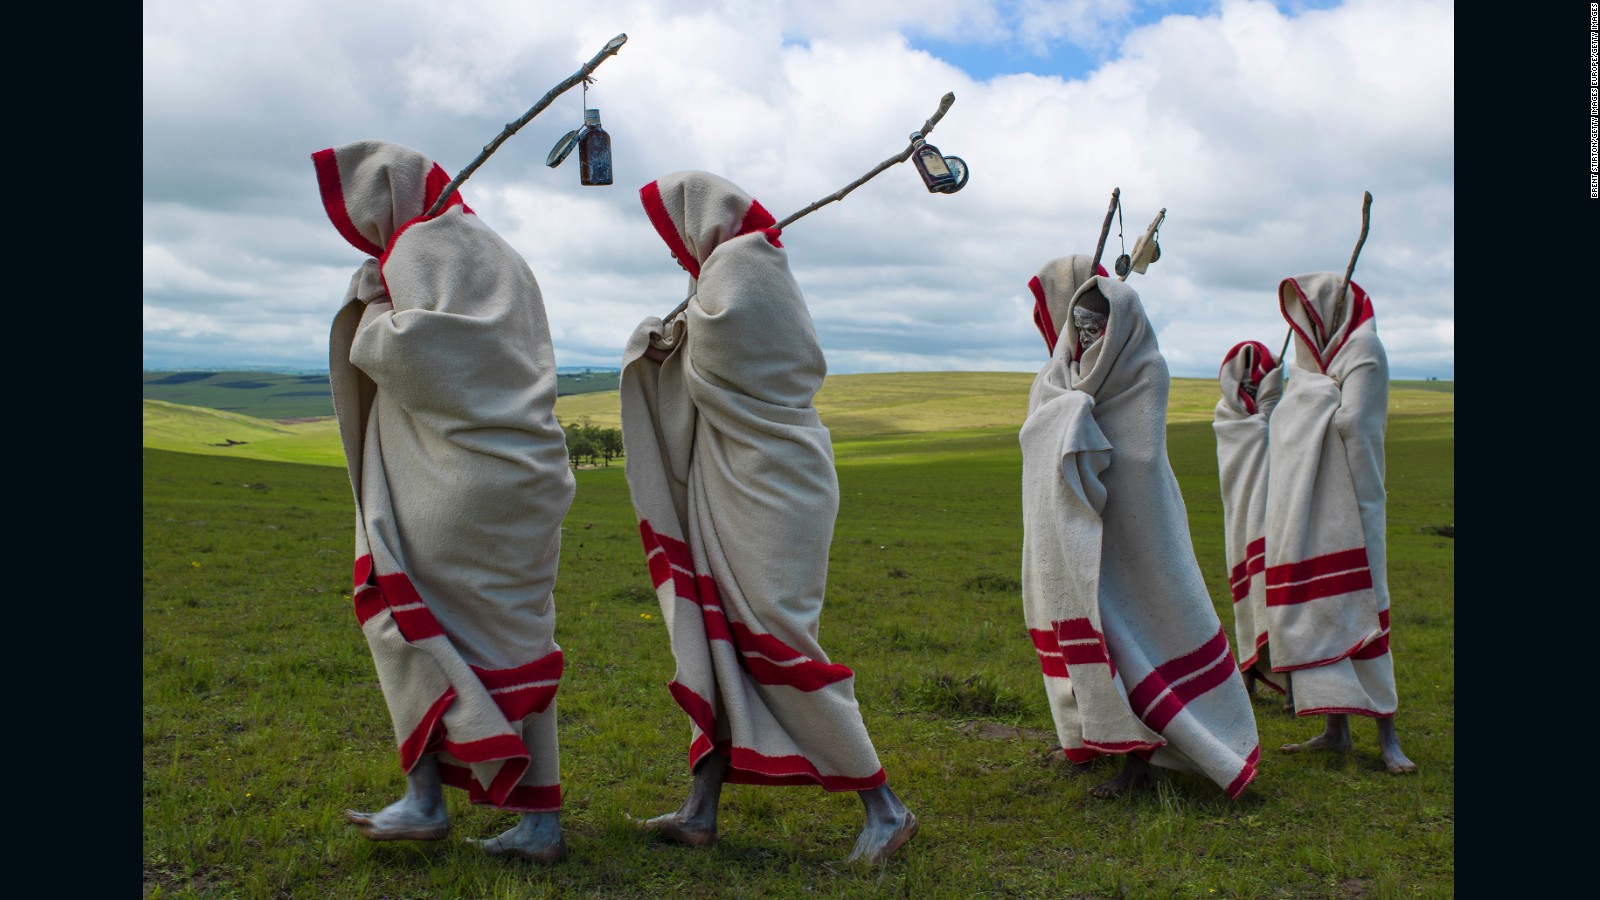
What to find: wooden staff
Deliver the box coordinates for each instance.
[1089,188,1120,275]
[660,92,959,324]
[423,34,629,218]
[1119,207,1165,282]
[1278,190,1372,364]
[1333,191,1372,327]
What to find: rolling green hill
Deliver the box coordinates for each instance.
[145,372,1454,469]
[144,368,622,421]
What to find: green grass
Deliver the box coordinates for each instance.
[143,374,1453,898]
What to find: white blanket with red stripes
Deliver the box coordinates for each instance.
[1020,265,1260,797]
[619,170,886,791]
[1214,341,1287,694]
[1264,273,1397,716]
[317,140,576,812]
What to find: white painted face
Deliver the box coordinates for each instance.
[1241,376,1258,400]
[1072,306,1107,350]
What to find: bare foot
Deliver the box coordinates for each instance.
[346,753,450,841]
[1281,714,1353,754]
[1089,755,1152,798]
[343,804,450,841]
[1377,717,1418,774]
[846,783,917,864]
[467,812,568,863]
[627,811,717,847]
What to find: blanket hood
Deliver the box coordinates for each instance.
[639,170,782,280]
[312,140,469,258]
[1279,273,1375,374]
[1028,255,1108,355]
[1218,340,1281,416]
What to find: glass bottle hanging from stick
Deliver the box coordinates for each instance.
[909,131,968,194]
[544,77,614,186]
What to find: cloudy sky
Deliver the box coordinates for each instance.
[143,0,1454,380]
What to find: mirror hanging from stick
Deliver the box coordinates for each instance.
[546,73,614,186]
[428,34,627,217]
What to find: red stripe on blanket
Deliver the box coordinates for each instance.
[353,586,385,626]
[1029,276,1058,354]
[1053,618,1115,677]
[640,519,695,574]
[421,162,471,219]
[1265,547,1370,586]
[1059,746,1103,764]
[1029,628,1069,678]
[1128,629,1232,718]
[647,551,671,587]
[1225,745,1262,799]
[644,520,857,692]
[442,733,529,765]
[738,653,855,692]
[1220,342,1277,414]
[1082,738,1164,754]
[688,732,716,772]
[1062,642,1110,666]
[399,689,457,772]
[373,572,445,640]
[1327,282,1374,364]
[669,681,718,741]
[473,651,565,691]
[438,762,560,812]
[1229,553,1266,601]
[1140,648,1238,732]
[736,200,782,248]
[1238,630,1272,673]
[689,577,854,691]
[1055,618,1103,642]
[1351,608,1392,660]
[472,650,564,720]
[312,149,384,258]
[1296,705,1390,718]
[1266,569,1374,607]
[353,554,374,588]
[640,181,701,279]
[724,746,886,792]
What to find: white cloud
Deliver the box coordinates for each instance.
[143,0,1453,378]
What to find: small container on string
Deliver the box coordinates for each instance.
[578,108,612,186]
[544,78,613,186]
[909,132,969,194]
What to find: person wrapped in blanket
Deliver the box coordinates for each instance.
[1265,273,1416,774]
[1213,341,1287,701]
[617,171,917,863]
[315,140,577,861]
[1020,255,1262,799]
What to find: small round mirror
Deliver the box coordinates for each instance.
[938,156,969,193]
[546,130,580,168]
[1114,254,1132,278]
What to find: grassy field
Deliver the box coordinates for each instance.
[143,373,1453,898]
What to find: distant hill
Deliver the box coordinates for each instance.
[146,371,1454,469]
[143,367,622,420]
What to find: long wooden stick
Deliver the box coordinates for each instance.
[424,33,629,218]
[1332,191,1372,327]
[660,92,958,324]
[1119,207,1165,282]
[773,92,957,230]
[1090,188,1120,275]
